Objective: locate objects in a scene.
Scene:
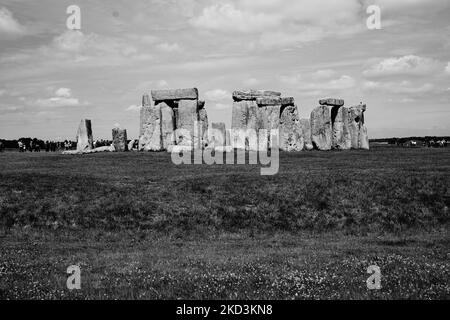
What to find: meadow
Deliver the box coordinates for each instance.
[0,146,449,299]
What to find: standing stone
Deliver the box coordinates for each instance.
[112,127,128,152]
[160,102,176,149]
[310,106,332,150]
[257,105,280,151]
[198,101,208,149]
[348,104,369,150]
[280,105,303,151]
[331,106,351,150]
[76,119,93,151]
[299,119,313,150]
[139,103,162,151]
[176,99,198,147]
[231,100,251,149]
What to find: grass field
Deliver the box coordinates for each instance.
[0,146,449,299]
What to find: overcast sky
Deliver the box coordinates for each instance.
[0,0,449,140]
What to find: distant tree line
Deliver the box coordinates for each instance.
[370,136,450,145]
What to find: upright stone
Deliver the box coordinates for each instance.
[280,105,303,151]
[112,127,128,152]
[76,119,93,151]
[139,103,162,151]
[331,106,351,150]
[198,109,208,149]
[257,105,280,151]
[160,102,176,150]
[231,100,258,150]
[299,119,313,150]
[348,104,369,150]
[310,106,332,150]
[176,99,198,147]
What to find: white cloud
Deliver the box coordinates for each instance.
[126,105,141,112]
[27,88,88,108]
[281,73,356,93]
[190,3,279,33]
[363,55,440,77]
[156,42,181,52]
[445,62,450,74]
[363,80,435,94]
[0,7,25,36]
[204,89,230,101]
[55,87,71,98]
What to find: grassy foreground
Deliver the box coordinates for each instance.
[0,147,449,299]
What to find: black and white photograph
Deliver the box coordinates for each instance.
[0,0,449,306]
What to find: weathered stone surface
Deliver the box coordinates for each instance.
[160,102,176,149]
[139,105,162,151]
[231,100,258,150]
[319,98,344,107]
[198,108,208,148]
[63,144,114,155]
[257,96,295,106]
[112,127,128,152]
[76,119,93,151]
[299,119,313,150]
[233,90,281,101]
[280,105,303,151]
[331,106,351,150]
[142,94,151,107]
[310,106,332,150]
[257,105,280,151]
[151,88,198,101]
[176,99,198,147]
[128,139,138,151]
[348,104,369,150]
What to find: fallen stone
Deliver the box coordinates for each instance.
[310,106,332,150]
[280,105,303,151]
[76,119,93,151]
[319,98,344,107]
[112,127,128,152]
[62,145,115,155]
[151,88,198,101]
[233,90,281,101]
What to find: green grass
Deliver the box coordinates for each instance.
[0,147,449,299]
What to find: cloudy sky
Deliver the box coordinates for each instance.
[0,0,449,140]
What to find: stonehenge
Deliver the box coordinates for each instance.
[65,88,369,155]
